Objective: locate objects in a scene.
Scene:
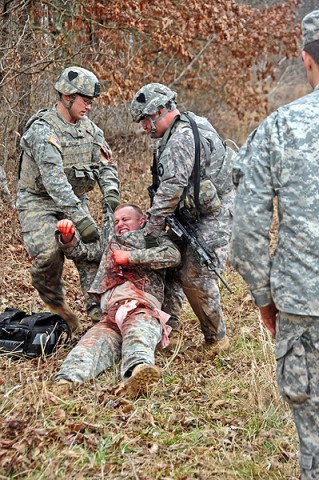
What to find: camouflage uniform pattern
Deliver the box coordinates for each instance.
[162,269,185,326]
[230,87,319,313]
[230,85,319,480]
[302,10,319,46]
[56,228,180,381]
[276,312,319,480]
[55,310,162,381]
[130,83,176,122]
[16,106,119,311]
[89,228,180,303]
[145,112,235,343]
[55,66,100,97]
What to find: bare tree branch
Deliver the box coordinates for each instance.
[169,35,217,87]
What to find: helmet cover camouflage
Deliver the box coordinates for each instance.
[55,66,101,98]
[130,83,177,122]
[302,10,319,47]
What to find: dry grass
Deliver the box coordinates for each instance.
[0,145,300,480]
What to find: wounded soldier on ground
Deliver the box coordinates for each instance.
[54,204,181,396]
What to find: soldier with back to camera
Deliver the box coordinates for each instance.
[231,10,319,480]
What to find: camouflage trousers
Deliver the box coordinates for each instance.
[55,307,162,382]
[276,312,319,480]
[16,194,99,312]
[164,191,234,343]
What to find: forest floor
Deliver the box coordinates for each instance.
[0,147,299,480]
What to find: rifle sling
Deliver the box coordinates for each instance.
[151,112,202,218]
[183,113,201,220]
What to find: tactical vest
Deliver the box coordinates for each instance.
[156,112,234,217]
[19,108,104,196]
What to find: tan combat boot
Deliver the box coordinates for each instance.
[46,301,80,332]
[205,335,230,355]
[116,364,162,398]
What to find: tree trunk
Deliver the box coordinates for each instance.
[16,1,32,142]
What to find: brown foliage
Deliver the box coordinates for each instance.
[0,0,304,183]
[52,0,302,117]
[1,1,301,118]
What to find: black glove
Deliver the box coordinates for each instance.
[144,234,159,249]
[167,228,187,251]
[103,193,120,213]
[75,217,99,244]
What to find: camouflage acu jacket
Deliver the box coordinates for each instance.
[17,106,119,223]
[58,227,181,306]
[230,85,319,315]
[145,112,234,236]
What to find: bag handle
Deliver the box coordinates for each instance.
[1,308,28,324]
[21,312,71,338]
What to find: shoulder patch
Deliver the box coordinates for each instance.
[158,163,164,177]
[48,135,61,151]
[101,140,112,160]
[101,141,117,165]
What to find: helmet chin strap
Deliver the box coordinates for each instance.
[60,94,78,121]
[149,118,157,138]
[149,108,169,138]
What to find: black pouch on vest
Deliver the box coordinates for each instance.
[0,308,71,357]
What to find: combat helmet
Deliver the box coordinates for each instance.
[130,83,177,122]
[55,66,101,98]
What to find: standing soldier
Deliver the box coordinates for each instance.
[230,10,319,480]
[16,66,120,330]
[130,84,234,352]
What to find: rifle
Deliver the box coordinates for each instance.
[147,148,159,207]
[166,214,233,293]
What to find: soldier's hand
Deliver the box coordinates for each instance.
[57,219,75,244]
[112,249,130,266]
[75,217,99,244]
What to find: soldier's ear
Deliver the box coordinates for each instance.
[302,51,312,71]
[61,93,72,104]
[139,215,147,227]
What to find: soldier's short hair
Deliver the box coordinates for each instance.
[303,39,319,65]
[114,204,145,217]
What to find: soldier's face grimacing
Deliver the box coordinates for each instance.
[114,207,146,235]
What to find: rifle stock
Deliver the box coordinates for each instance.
[166,214,233,293]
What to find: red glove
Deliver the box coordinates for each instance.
[112,249,130,266]
[57,219,75,244]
